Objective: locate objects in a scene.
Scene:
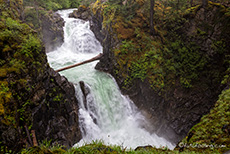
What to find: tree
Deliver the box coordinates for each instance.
[150,0,155,35]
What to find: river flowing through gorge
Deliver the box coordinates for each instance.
[47,9,174,150]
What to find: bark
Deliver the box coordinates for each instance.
[56,53,103,72]
[31,130,38,146]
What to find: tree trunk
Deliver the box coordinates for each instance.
[56,53,103,72]
[150,0,155,35]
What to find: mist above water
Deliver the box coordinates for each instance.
[47,9,175,150]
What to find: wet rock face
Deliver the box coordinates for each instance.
[0,1,81,152]
[69,6,92,21]
[90,9,118,73]
[33,13,81,146]
[79,81,91,110]
[0,52,82,152]
[31,10,82,149]
[41,11,64,52]
[32,67,82,147]
[90,5,229,145]
[183,6,230,57]
[121,79,222,144]
[79,81,98,125]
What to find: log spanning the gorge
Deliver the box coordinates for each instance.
[56,53,103,72]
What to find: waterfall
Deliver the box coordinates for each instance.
[47,9,174,150]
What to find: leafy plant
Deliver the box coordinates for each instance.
[169,40,207,88]
[21,139,66,154]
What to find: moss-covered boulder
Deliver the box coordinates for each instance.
[69,5,92,21]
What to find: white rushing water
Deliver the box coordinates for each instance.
[47,9,174,150]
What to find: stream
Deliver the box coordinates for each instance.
[47,9,174,150]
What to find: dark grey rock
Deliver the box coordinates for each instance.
[41,11,64,52]
[89,5,228,145]
[69,6,92,21]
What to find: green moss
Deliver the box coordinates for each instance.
[23,7,41,29]
[184,5,201,18]
[91,0,230,96]
[20,34,42,59]
[178,88,230,153]
[0,81,11,116]
[115,27,207,91]
[0,1,47,151]
[53,93,64,102]
[221,68,230,85]
[169,40,207,88]
[225,8,230,16]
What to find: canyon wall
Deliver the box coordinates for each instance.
[88,2,230,144]
[0,0,81,152]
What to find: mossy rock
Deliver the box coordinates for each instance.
[177,88,230,153]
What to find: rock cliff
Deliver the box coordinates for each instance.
[88,1,230,145]
[23,7,64,52]
[0,0,81,152]
[41,11,64,52]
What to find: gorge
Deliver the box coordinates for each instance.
[0,0,229,153]
[47,8,174,149]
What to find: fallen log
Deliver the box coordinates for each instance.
[55,53,103,72]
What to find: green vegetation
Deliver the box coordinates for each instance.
[20,140,221,154]
[22,0,98,33]
[0,0,42,129]
[92,0,230,93]
[0,0,71,152]
[21,139,66,154]
[23,0,98,11]
[178,88,230,153]
[0,0,230,153]
[91,1,230,153]
[168,40,207,88]
[23,0,81,11]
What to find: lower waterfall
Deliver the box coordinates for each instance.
[47,9,174,150]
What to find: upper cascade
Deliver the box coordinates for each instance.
[47,9,175,150]
[68,20,102,53]
[57,9,102,54]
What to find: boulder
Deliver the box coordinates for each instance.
[69,5,92,21]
